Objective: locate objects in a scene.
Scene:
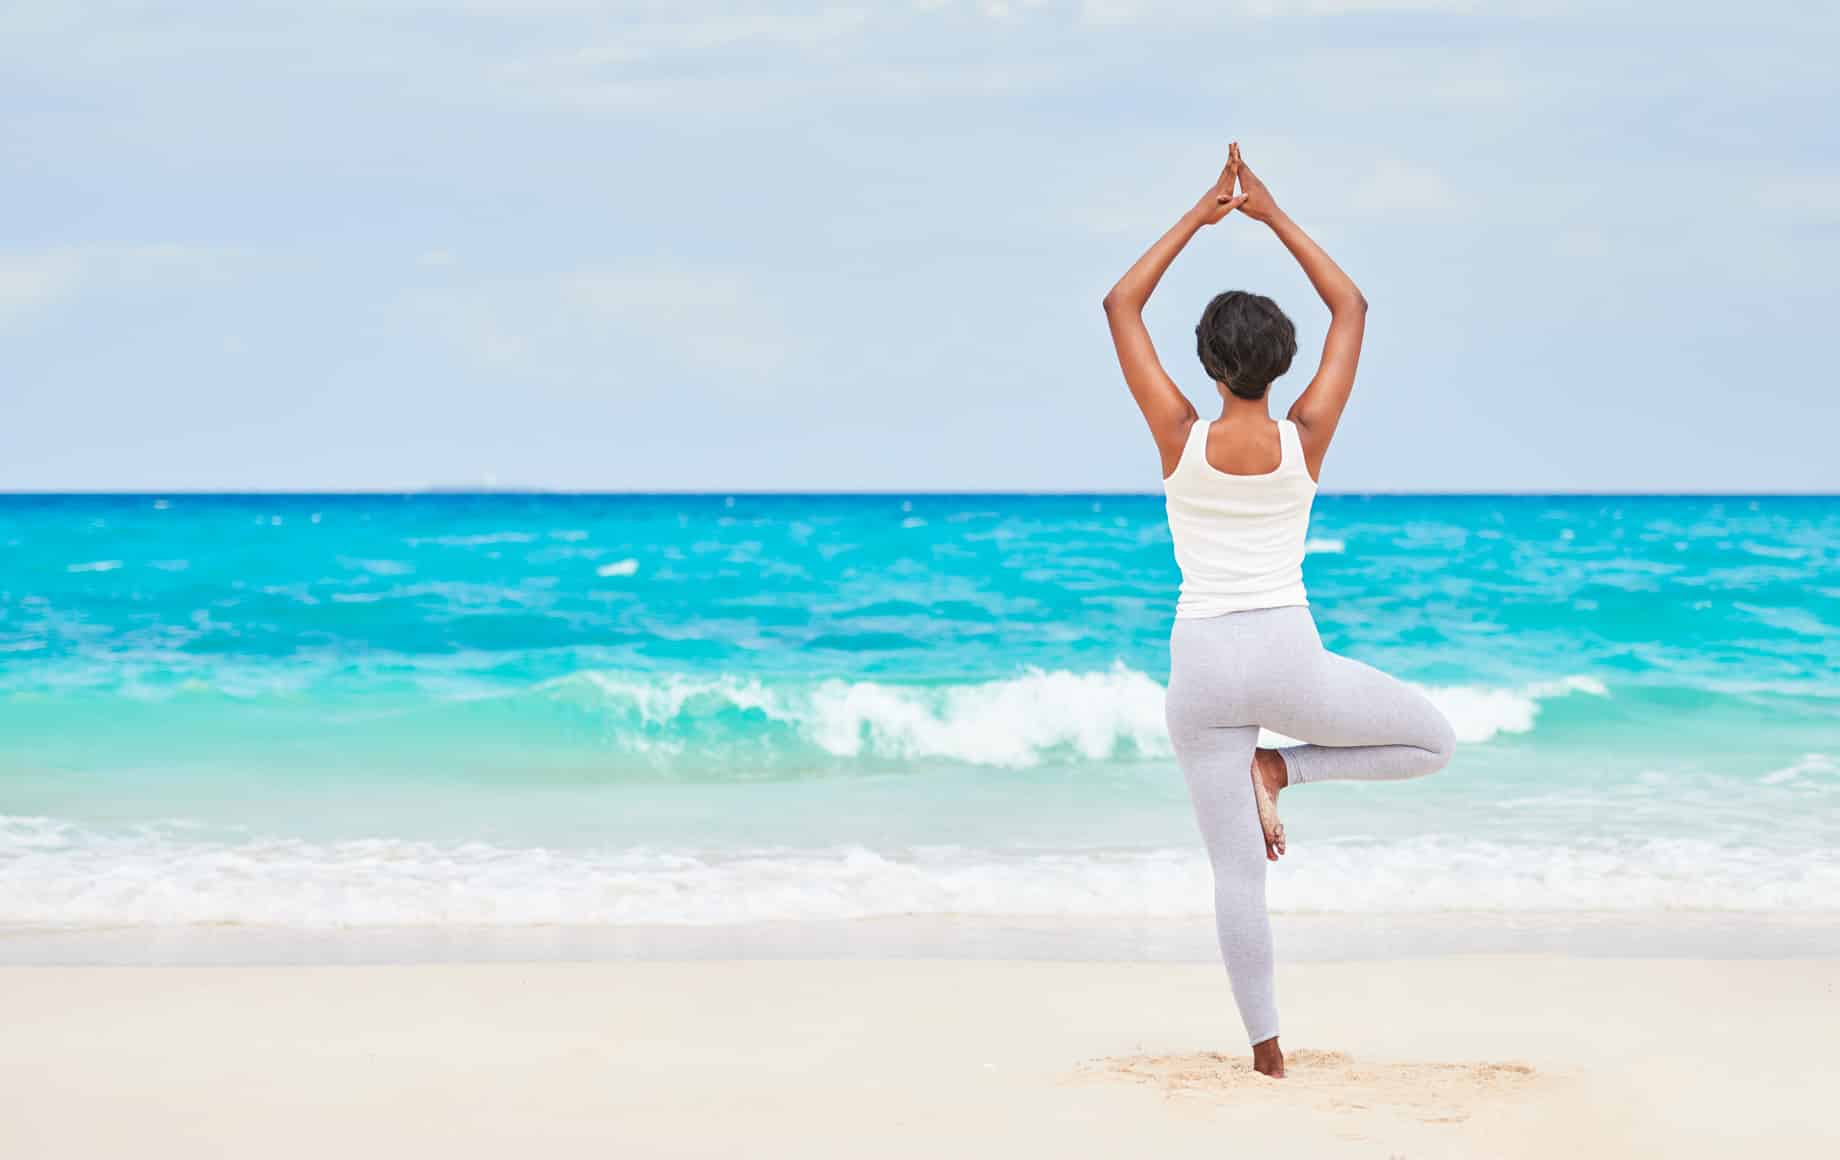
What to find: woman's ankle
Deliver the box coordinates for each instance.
[1251,1035,1285,1077]
[1255,747,1289,790]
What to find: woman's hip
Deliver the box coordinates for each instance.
[1169,603,1321,656]
[1166,604,1322,726]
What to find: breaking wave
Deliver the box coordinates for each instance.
[542,666,1609,766]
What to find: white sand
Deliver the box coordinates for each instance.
[2,956,1834,1158]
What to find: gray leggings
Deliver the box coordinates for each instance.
[1164,604,1457,1045]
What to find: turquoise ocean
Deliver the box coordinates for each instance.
[2,494,1836,948]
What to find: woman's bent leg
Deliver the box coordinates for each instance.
[1262,648,1458,785]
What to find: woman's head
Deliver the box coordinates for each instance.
[1196,291,1296,400]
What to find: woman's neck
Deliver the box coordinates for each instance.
[1216,388,1272,422]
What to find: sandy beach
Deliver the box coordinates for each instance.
[3,954,1833,1158]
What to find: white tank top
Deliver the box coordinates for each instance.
[1162,417,1317,618]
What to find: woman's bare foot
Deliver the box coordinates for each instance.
[1250,747,1288,860]
[1252,1036,1285,1077]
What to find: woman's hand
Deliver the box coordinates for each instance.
[1229,142,1281,224]
[1192,150,1249,225]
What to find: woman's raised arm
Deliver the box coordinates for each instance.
[1231,143,1367,481]
[1102,151,1247,478]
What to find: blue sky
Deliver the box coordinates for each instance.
[3,2,1834,492]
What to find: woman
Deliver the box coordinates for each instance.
[1102,143,1457,1078]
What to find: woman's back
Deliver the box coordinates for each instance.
[1162,417,1316,618]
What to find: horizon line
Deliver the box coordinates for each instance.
[2,489,1836,499]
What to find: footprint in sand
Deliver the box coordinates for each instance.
[1076,1050,1538,1125]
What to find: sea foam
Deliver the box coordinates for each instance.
[1760,753,1837,785]
[3,817,1833,927]
[1419,676,1607,744]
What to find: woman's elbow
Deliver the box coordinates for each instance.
[1102,288,1144,315]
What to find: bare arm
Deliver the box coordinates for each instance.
[1102,152,1247,478]
[1231,143,1366,481]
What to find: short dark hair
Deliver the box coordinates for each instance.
[1195,291,1296,400]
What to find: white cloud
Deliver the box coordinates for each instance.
[570,268,790,374]
[1081,0,1473,22]
[0,245,248,329]
[1755,176,1840,222]
[976,0,1055,19]
[1555,228,1610,259]
[1346,159,1465,217]
[397,264,791,384]
[488,8,874,111]
[0,252,87,325]
[1287,0,1475,10]
[562,268,750,315]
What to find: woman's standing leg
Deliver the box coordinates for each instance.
[1167,719,1276,1044]
[1165,618,1280,1047]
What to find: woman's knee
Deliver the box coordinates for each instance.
[1421,708,1457,773]
[1203,824,1271,883]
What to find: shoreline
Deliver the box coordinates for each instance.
[6,910,1837,966]
[4,955,1831,1157]
[7,489,1838,497]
